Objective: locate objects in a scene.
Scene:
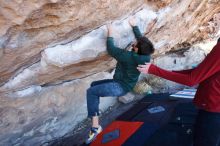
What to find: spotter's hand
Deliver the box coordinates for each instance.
[137,63,152,74]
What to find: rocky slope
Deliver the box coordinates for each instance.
[0,0,219,145]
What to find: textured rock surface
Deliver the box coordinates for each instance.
[0,0,143,86]
[0,72,117,146]
[0,0,219,93]
[0,0,220,145]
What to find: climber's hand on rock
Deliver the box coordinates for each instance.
[129,17,137,27]
[107,23,113,37]
[137,63,152,74]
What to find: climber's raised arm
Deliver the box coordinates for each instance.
[106,24,128,62]
[129,17,157,40]
[129,17,142,39]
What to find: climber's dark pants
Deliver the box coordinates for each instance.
[193,110,220,146]
[87,79,127,118]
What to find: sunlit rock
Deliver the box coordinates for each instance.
[0,0,219,145]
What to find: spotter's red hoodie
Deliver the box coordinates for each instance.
[149,42,220,113]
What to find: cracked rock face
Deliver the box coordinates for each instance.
[0,72,117,145]
[0,0,220,145]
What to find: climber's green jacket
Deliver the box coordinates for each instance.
[107,26,151,92]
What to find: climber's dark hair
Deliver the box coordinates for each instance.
[136,37,155,55]
[218,37,220,43]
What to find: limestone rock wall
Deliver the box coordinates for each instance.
[0,0,144,86]
[0,72,117,146]
[0,0,220,145]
